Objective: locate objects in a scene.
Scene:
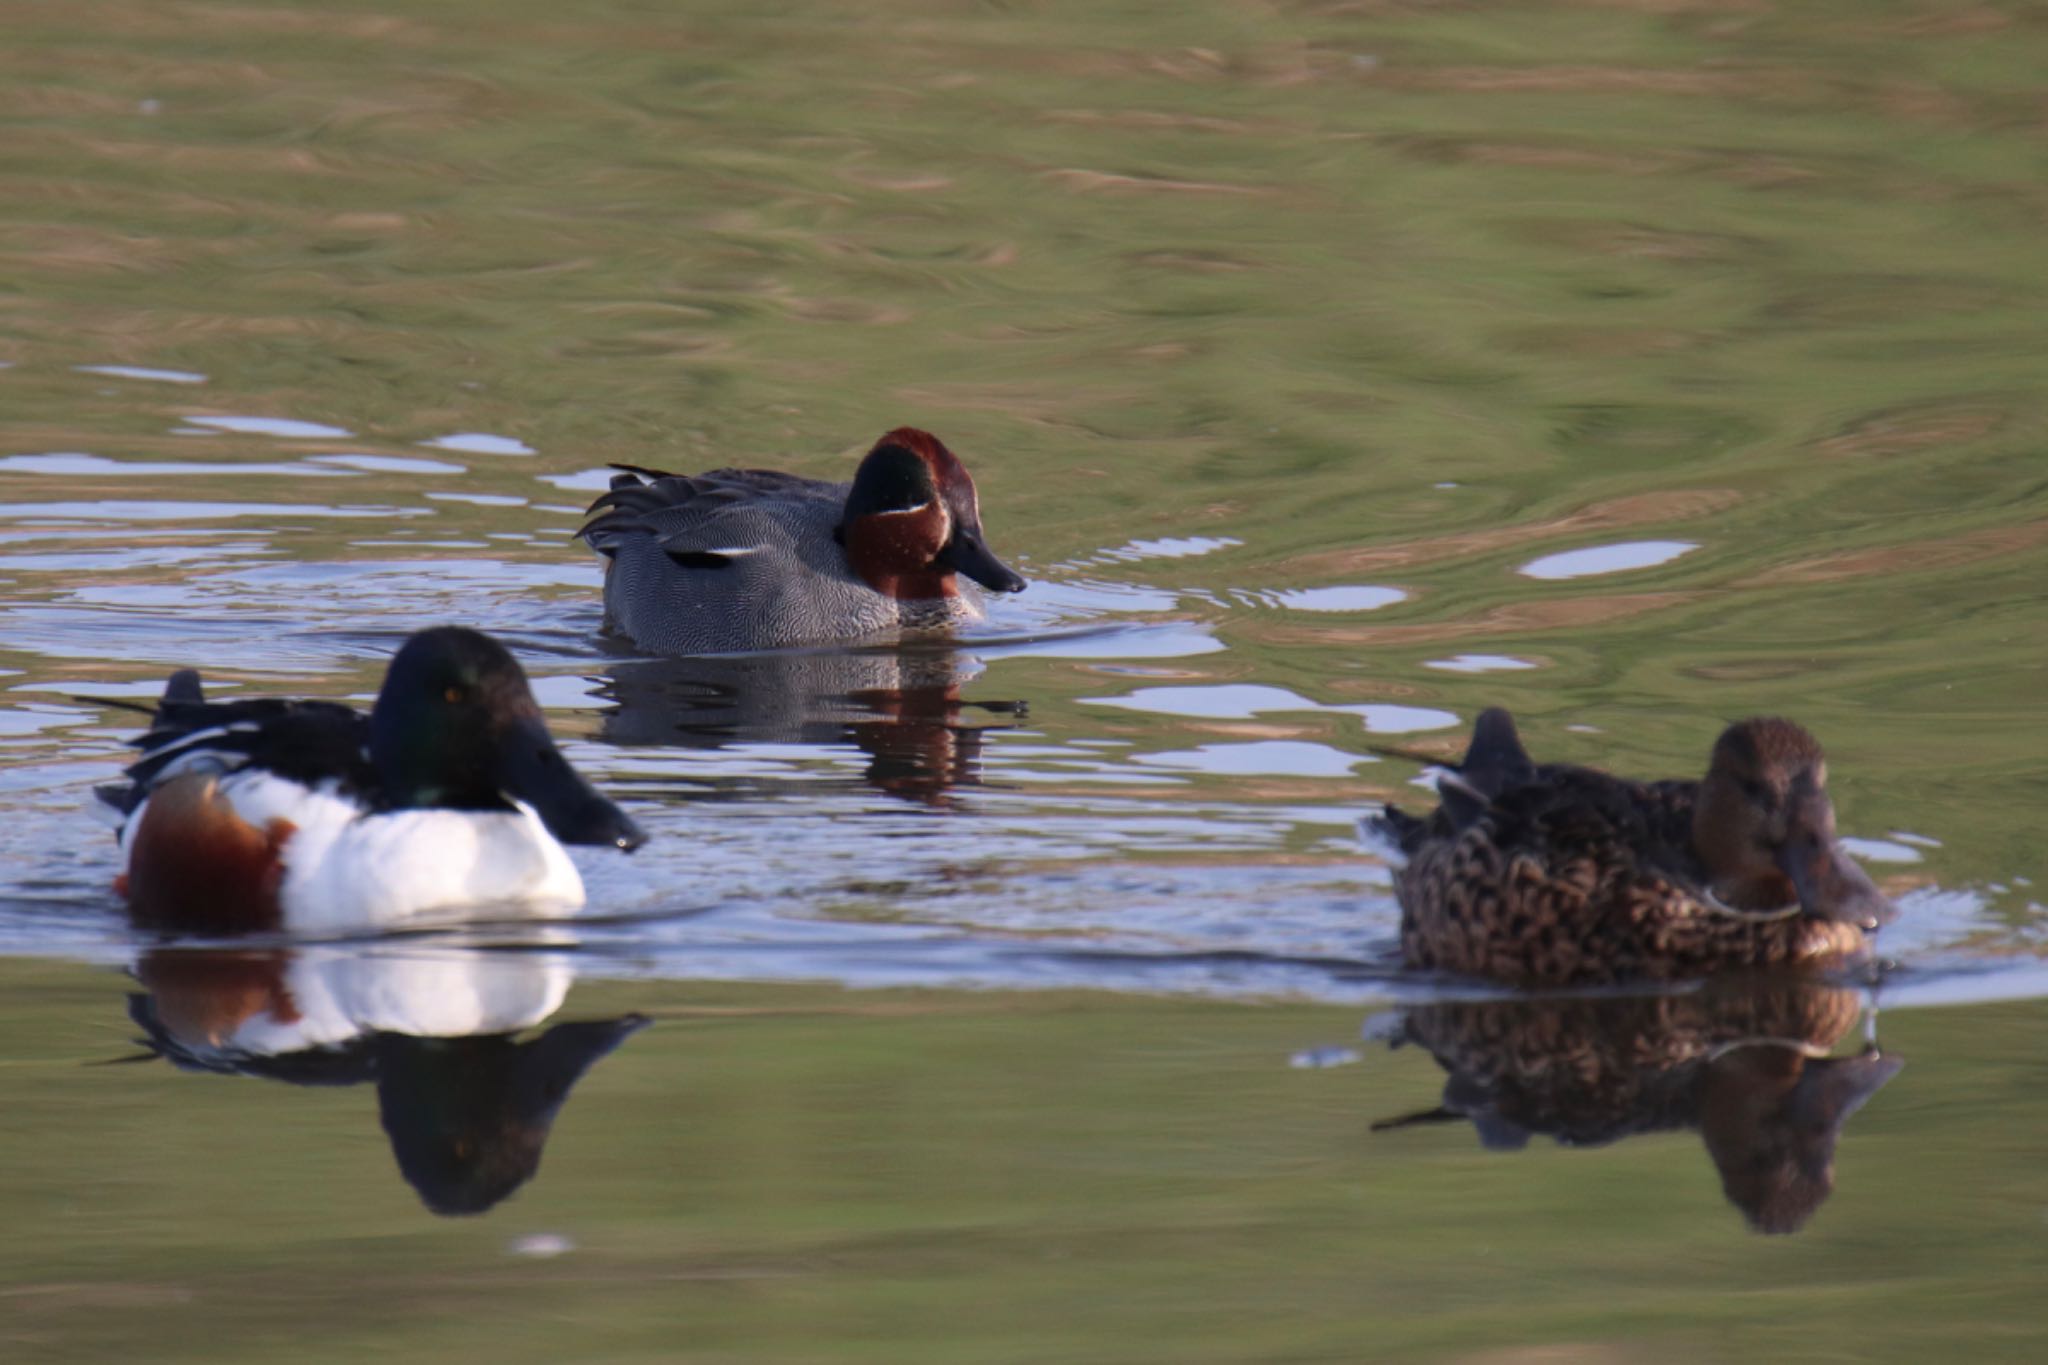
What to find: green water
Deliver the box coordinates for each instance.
[2,0,2046,1358]
[4,957,2045,1363]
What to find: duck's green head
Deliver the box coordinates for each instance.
[369,626,646,851]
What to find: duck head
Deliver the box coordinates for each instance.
[376,1015,651,1217]
[1691,718,1893,931]
[835,428,1027,601]
[370,627,647,850]
[1701,1043,1904,1235]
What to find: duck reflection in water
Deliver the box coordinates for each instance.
[122,941,644,1217]
[596,642,1024,806]
[1371,981,1901,1234]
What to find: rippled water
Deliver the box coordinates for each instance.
[3,1,2046,1359]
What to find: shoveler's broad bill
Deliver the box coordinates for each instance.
[1370,708,1896,986]
[580,426,1026,655]
[100,626,646,936]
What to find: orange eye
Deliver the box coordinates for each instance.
[444,686,465,704]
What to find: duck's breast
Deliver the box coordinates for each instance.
[137,943,573,1063]
[603,493,911,652]
[278,797,585,933]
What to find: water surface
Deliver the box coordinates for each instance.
[2,0,2045,1359]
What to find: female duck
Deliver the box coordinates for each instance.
[1371,710,1894,986]
[580,426,1026,654]
[103,626,645,936]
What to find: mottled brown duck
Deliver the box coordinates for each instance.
[1370,709,1895,987]
[1371,983,1902,1234]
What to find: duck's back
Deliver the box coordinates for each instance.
[1395,765,1707,983]
[584,467,977,654]
[101,685,374,817]
[1481,766,1696,868]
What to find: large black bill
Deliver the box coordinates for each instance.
[1787,1049,1905,1133]
[1780,839,1896,930]
[938,525,1027,594]
[497,714,648,850]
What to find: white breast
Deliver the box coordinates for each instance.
[120,768,587,933]
[214,945,575,1057]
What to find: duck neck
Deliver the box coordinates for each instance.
[1689,778,1796,911]
[841,504,957,602]
[1707,869,1801,913]
[866,569,958,603]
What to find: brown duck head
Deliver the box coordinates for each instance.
[1691,718,1896,931]
[836,428,1027,602]
[1701,1041,1904,1235]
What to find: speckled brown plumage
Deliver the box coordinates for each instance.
[1371,710,1888,987]
[1376,983,1901,1233]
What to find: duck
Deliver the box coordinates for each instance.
[99,626,646,936]
[1372,982,1902,1233]
[126,942,648,1216]
[580,426,1027,654]
[596,648,1021,807]
[1369,709,1895,986]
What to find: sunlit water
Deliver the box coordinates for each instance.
[3,1,2046,1359]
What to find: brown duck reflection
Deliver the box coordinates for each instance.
[596,645,1023,806]
[1373,981,1901,1234]
[123,944,644,1217]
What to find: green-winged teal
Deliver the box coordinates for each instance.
[580,427,1025,654]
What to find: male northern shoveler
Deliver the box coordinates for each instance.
[127,943,648,1216]
[1369,709,1895,986]
[101,626,646,935]
[579,426,1026,654]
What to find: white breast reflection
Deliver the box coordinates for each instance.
[126,938,644,1217]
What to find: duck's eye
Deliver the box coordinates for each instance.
[444,685,466,704]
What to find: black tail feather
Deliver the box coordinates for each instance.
[1459,707,1534,797]
[606,462,680,483]
[1434,770,1493,831]
[88,668,207,719]
[86,696,160,717]
[1367,708,1537,841]
[1370,1105,1463,1133]
[1368,803,1427,848]
[163,668,205,707]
